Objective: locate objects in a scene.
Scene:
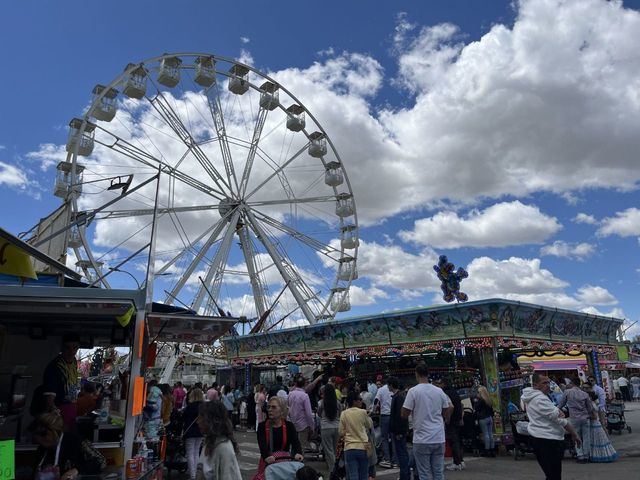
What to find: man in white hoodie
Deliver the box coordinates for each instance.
[521,373,581,480]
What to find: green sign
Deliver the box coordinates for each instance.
[0,439,15,480]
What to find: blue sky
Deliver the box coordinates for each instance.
[2,0,640,337]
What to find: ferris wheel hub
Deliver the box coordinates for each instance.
[218,197,240,219]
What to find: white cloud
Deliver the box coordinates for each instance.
[581,306,625,319]
[576,285,617,306]
[240,36,250,44]
[597,208,640,238]
[349,285,389,306]
[0,161,28,188]
[540,240,595,260]
[399,201,561,248]
[26,143,66,171]
[573,213,597,225]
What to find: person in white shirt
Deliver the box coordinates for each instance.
[374,378,394,467]
[521,373,580,480]
[617,375,631,402]
[401,363,452,480]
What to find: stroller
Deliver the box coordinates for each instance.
[164,409,188,474]
[264,455,305,480]
[607,401,632,435]
[510,412,535,460]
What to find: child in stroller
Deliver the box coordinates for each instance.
[606,401,632,435]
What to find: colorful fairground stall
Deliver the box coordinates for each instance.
[0,228,239,479]
[224,298,624,445]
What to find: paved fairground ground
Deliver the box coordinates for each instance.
[219,402,640,480]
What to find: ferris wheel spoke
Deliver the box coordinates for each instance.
[98,204,219,219]
[239,105,269,197]
[191,210,241,312]
[244,209,318,324]
[164,211,235,304]
[251,209,342,259]
[204,86,241,195]
[147,91,233,196]
[247,195,337,207]
[244,143,309,201]
[156,216,228,276]
[237,223,270,319]
[95,126,226,200]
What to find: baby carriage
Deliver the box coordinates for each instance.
[510,412,535,460]
[264,454,305,480]
[460,408,482,455]
[607,401,632,435]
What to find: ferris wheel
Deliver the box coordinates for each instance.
[47,53,359,331]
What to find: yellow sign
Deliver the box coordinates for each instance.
[0,241,37,279]
[0,439,15,480]
[116,305,135,328]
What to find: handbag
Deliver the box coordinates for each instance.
[80,439,107,473]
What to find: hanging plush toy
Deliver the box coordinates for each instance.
[433,255,469,303]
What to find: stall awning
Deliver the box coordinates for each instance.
[147,312,238,344]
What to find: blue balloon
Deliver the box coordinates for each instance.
[433,255,469,303]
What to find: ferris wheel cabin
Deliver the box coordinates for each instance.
[66,118,96,157]
[259,81,280,110]
[91,85,118,122]
[194,56,216,87]
[308,131,327,158]
[286,104,306,132]
[67,224,85,248]
[75,259,104,283]
[122,64,147,99]
[325,161,344,187]
[335,193,355,218]
[331,287,351,312]
[341,225,359,249]
[157,55,182,88]
[54,161,85,199]
[338,256,358,281]
[228,64,250,95]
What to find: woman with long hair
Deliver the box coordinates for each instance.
[473,386,495,457]
[183,388,205,480]
[255,396,303,479]
[197,401,242,480]
[317,384,342,471]
[339,391,373,480]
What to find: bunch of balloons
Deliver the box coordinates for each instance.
[433,255,469,303]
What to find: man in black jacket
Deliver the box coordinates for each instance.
[436,378,465,471]
[388,377,410,480]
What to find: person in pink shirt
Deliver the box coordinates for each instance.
[207,383,220,402]
[255,384,267,430]
[288,377,315,451]
[173,381,187,410]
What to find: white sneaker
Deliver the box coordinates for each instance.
[445,463,462,471]
[460,461,466,470]
[379,460,393,468]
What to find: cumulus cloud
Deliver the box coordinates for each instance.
[540,240,594,260]
[26,143,67,171]
[573,213,597,225]
[0,161,28,188]
[597,208,640,238]
[349,285,389,306]
[576,285,617,306]
[240,36,250,44]
[399,201,561,248]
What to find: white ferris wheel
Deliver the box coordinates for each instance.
[41,53,359,332]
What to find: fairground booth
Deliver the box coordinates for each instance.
[0,228,238,479]
[224,298,624,445]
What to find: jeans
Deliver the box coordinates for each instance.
[379,414,394,462]
[413,443,445,480]
[569,417,591,459]
[478,416,495,450]
[345,449,369,480]
[392,434,410,480]
[531,437,565,480]
[321,427,339,472]
[184,437,203,480]
[445,425,464,465]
